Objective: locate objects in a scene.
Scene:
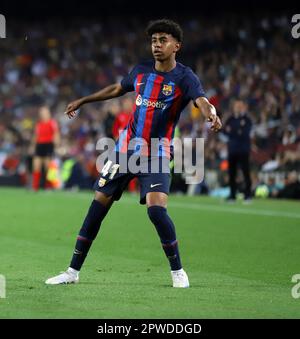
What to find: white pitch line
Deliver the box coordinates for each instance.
[118,197,300,220]
[54,191,300,220]
[168,201,300,219]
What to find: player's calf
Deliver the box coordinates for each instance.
[148,205,189,287]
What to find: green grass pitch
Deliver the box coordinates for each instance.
[0,188,300,318]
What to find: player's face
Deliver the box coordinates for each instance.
[151,33,180,61]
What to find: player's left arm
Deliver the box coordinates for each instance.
[195,97,222,132]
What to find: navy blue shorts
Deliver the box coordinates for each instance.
[93,152,171,204]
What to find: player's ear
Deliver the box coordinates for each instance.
[173,41,181,53]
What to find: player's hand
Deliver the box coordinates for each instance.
[64,99,84,119]
[207,113,222,132]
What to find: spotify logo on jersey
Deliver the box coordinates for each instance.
[136,94,143,106]
[135,94,167,109]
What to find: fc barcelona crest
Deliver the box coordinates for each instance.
[162,84,173,96]
[98,178,107,187]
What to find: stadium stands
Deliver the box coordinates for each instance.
[0,14,299,198]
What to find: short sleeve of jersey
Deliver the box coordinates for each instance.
[120,65,138,93]
[182,68,206,102]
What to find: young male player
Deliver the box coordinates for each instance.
[45,19,222,288]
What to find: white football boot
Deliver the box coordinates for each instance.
[45,268,79,285]
[171,268,189,288]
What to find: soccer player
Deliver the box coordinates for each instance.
[31,105,60,191]
[45,19,222,287]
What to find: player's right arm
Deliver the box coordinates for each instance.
[64,83,125,119]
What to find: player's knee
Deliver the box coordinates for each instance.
[94,191,113,207]
[146,192,168,208]
[147,205,167,225]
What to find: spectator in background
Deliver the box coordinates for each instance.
[112,97,133,140]
[31,105,60,191]
[112,97,138,193]
[0,15,299,198]
[62,154,92,190]
[103,101,121,139]
[224,99,252,202]
[276,171,300,200]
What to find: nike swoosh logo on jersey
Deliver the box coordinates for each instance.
[150,183,162,188]
[137,82,144,86]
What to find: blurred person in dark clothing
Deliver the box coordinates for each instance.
[224,99,252,201]
[103,101,120,139]
[63,154,93,190]
[277,172,300,200]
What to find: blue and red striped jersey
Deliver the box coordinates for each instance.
[116,60,206,157]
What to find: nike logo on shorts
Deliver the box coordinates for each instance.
[150,183,162,188]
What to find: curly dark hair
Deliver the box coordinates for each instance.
[146,19,183,42]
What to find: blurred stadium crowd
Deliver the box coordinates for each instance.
[0,14,300,199]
